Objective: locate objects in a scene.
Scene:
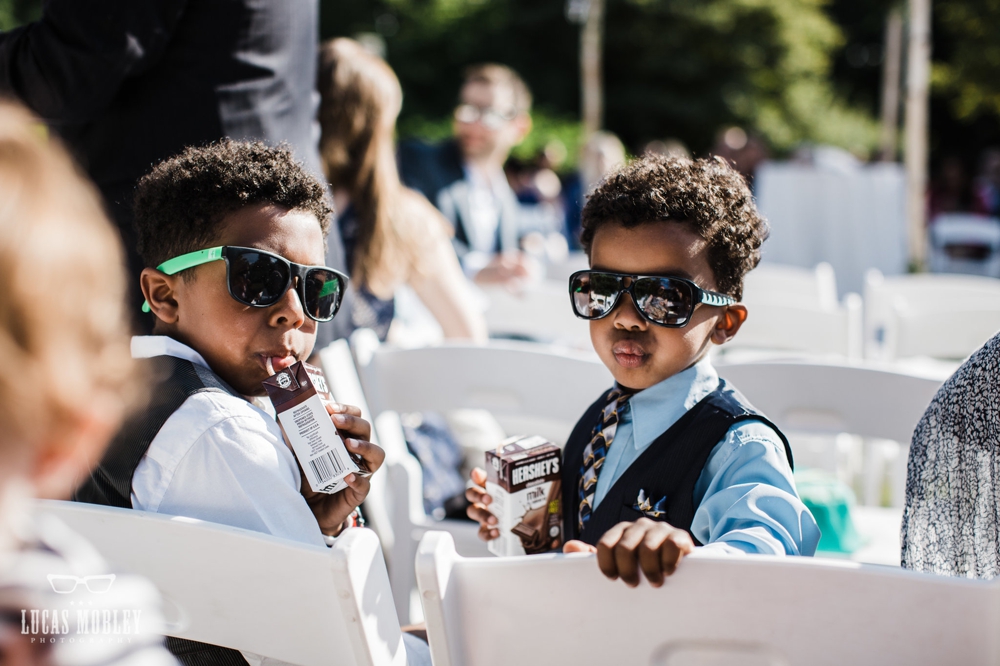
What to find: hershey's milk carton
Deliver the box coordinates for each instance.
[486,435,563,556]
[263,361,369,494]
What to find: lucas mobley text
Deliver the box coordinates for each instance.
[21,608,143,644]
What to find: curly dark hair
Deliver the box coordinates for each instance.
[133,139,333,269]
[580,154,768,300]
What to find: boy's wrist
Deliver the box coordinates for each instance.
[320,508,362,539]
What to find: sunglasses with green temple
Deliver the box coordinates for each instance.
[141,245,347,323]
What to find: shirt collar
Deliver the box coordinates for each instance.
[622,356,720,451]
[131,335,211,370]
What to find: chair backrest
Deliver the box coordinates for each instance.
[930,214,1000,249]
[481,282,591,348]
[744,262,840,309]
[864,270,1000,359]
[725,296,863,359]
[36,500,406,666]
[355,341,614,446]
[319,338,395,551]
[417,531,1000,666]
[725,263,863,359]
[544,251,590,284]
[714,360,944,445]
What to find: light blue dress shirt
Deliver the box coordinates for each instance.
[592,357,820,556]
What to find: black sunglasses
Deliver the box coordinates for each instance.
[142,245,348,322]
[568,270,735,328]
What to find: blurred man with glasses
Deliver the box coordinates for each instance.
[399,64,541,285]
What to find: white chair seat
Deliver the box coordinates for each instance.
[35,500,406,666]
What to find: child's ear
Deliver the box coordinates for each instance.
[710,304,748,345]
[140,267,180,324]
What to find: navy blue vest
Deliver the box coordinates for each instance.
[562,378,793,546]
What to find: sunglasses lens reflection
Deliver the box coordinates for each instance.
[633,277,693,326]
[229,251,289,306]
[571,272,621,318]
[304,269,343,322]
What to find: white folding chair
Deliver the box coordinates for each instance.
[319,339,395,558]
[715,359,944,446]
[544,251,590,284]
[715,359,945,563]
[36,500,407,666]
[721,262,864,360]
[480,281,591,348]
[352,338,614,622]
[928,213,1000,278]
[355,340,612,446]
[864,269,1000,360]
[416,530,999,666]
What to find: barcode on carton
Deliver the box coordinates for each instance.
[309,449,345,484]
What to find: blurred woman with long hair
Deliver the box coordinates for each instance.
[318,38,486,342]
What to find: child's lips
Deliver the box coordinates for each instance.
[260,354,297,375]
[611,341,648,368]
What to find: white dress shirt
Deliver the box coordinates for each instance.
[129,336,327,548]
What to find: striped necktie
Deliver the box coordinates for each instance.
[578,386,633,531]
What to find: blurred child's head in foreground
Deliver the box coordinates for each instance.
[0,101,138,507]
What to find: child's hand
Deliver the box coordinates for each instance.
[563,518,694,588]
[302,403,385,536]
[465,467,500,541]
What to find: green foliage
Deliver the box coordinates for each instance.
[0,0,40,31]
[932,0,1000,120]
[322,0,880,157]
[509,111,584,166]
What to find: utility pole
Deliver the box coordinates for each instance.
[879,7,904,162]
[567,0,605,137]
[904,0,931,270]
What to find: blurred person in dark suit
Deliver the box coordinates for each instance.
[398,64,549,286]
[0,0,351,334]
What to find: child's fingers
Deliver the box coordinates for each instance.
[470,467,488,486]
[331,413,372,441]
[661,530,695,576]
[562,540,597,554]
[344,472,370,502]
[466,502,497,528]
[326,402,363,418]
[477,523,500,541]
[639,529,669,587]
[346,438,385,472]
[465,485,490,506]
[595,522,628,580]
[612,523,647,587]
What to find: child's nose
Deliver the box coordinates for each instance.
[269,277,307,328]
[612,291,647,330]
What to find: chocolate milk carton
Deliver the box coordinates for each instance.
[486,435,563,557]
[263,361,368,494]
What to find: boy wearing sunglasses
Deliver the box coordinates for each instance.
[78,140,382,544]
[467,154,819,586]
